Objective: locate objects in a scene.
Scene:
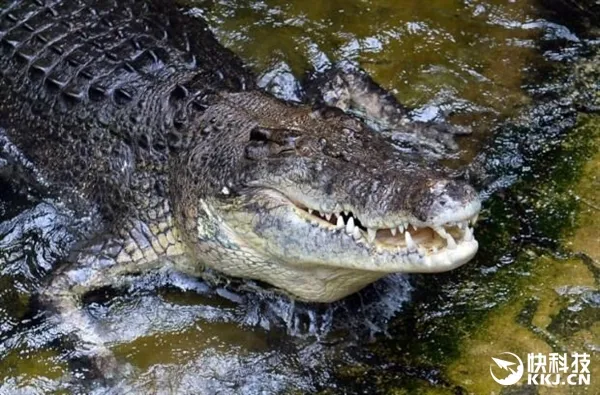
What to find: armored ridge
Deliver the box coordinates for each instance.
[0,0,253,220]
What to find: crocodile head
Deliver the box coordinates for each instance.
[174,93,481,302]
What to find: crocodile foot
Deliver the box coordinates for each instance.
[305,62,471,156]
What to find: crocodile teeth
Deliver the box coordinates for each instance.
[465,226,474,241]
[346,217,355,234]
[432,226,459,249]
[446,234,457,249]
[433,226,448,238]
[299,203,476,253]
[367,228,377,243]
[405,232,416,250]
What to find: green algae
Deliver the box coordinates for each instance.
[0,347,67,388]
[448,254,599,394]
[433,115,600,393]
[113,319,272,371]
[565,117,600,265]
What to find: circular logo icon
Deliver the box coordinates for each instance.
[490,352,524,386]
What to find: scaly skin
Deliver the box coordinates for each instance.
[0,0,481,307]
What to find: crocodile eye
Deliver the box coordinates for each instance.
[249,127,270,142]
[245,127,298,159]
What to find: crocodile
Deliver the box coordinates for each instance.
[0,0,480,362]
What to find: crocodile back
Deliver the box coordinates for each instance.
[0,0,255,218]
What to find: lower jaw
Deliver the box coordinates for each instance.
[206,224,478,302]
[228,239,478,302]
[296,244,479,302]
[314,238,480,273]
[391,238,479,273]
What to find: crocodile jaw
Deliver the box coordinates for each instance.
[197,188,480,302]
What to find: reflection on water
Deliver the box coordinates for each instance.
[0,0,596,393]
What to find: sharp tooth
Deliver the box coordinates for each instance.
[353,227,362,240]
[457,222,465,230]
[411,224,417,231]
[308,208,313,215]
[344,210,349,216]
[405,232,416,250]
[398,224,405,234]
[470,214,478,225]
[433,226,448,238]
[346,217,355,234]
[409,253,419,265]
[465,226,474,241]
[336,216,345,229]
[446,234,457,249]
[367,228,377,243]
[391,227,397,236]
[325,213,332,221]
[432,246,438,253]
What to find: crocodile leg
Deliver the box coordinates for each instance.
[305,63,471,155]
[40,219,189,381]
[0,129,48,194]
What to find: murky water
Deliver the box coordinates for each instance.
[0,0,598,393]
[197,0,548,166]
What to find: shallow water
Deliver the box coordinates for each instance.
[0,0,598,393]
[197,0,545,165]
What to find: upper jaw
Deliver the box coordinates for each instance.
[426,198,481,228]
[293,203,478,249]
[280,192,481,272]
